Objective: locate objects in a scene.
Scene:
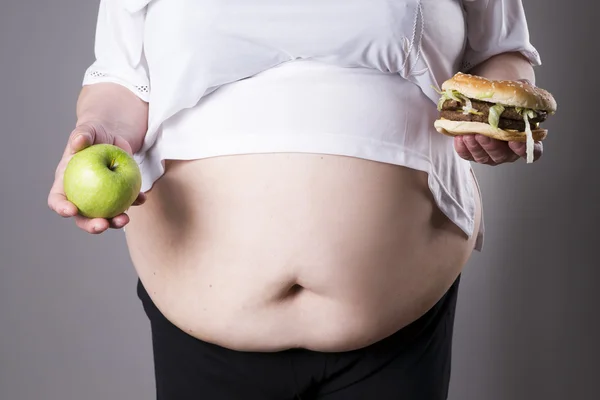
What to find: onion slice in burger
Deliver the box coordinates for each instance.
[461,97,483,116]
[521,109,536,164]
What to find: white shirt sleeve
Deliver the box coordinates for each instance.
[82,0,150,102]
[460,0,542,72]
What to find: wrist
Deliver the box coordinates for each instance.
[75,84,148,153]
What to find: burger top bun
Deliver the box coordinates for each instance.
[441,72,557,113]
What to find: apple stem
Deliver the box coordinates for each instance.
[109,159,117,171]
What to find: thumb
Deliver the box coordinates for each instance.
[508,141,526,157]
[68,122,99,155]
[517,78,536,87]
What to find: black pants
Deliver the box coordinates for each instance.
[137,276,461,400]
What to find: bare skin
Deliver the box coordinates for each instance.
[48,83,149,232]
[48,52,540,352]
[124,153,482,352]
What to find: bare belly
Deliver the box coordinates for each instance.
[125,153,481,352]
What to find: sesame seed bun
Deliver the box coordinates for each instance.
[441,72,557,113]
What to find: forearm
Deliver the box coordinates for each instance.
[75,83,149,153]
[467,52,536,84]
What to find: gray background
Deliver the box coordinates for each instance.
[1,1,597,399]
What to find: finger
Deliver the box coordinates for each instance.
[508,141,526,158]
[48,166,79,217]
[68,132,93,154]
[131,192,147,206]
[109,213,130,229]
[47,190,79,217]
[74,215,110,234]
[476,135,519,164]
[113,135,133,155]
[517,78,535,87]
[48,156,79,216]
[533,141,543,161]
[454,136,474,161]
[67,125,97,155]
[508,141,544,162]
[463,135,491,164]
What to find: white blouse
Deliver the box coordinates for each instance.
[82,0,541,251]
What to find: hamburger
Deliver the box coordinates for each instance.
[433,72,557,163]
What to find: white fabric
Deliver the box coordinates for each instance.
[82,0,541,252]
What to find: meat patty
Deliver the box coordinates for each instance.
[439,110,530,131]
[441,99,548,126]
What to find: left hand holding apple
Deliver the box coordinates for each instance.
[47,121,146,234]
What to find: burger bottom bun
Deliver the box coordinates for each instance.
[434,119,547,142]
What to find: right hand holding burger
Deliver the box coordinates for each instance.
[47,121,146,234]
[434,73,557,165]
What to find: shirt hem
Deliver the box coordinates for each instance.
[135,131,480,249]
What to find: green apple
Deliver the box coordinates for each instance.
[63,144,142,219]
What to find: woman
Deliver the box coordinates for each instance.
[48,0,544,398]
